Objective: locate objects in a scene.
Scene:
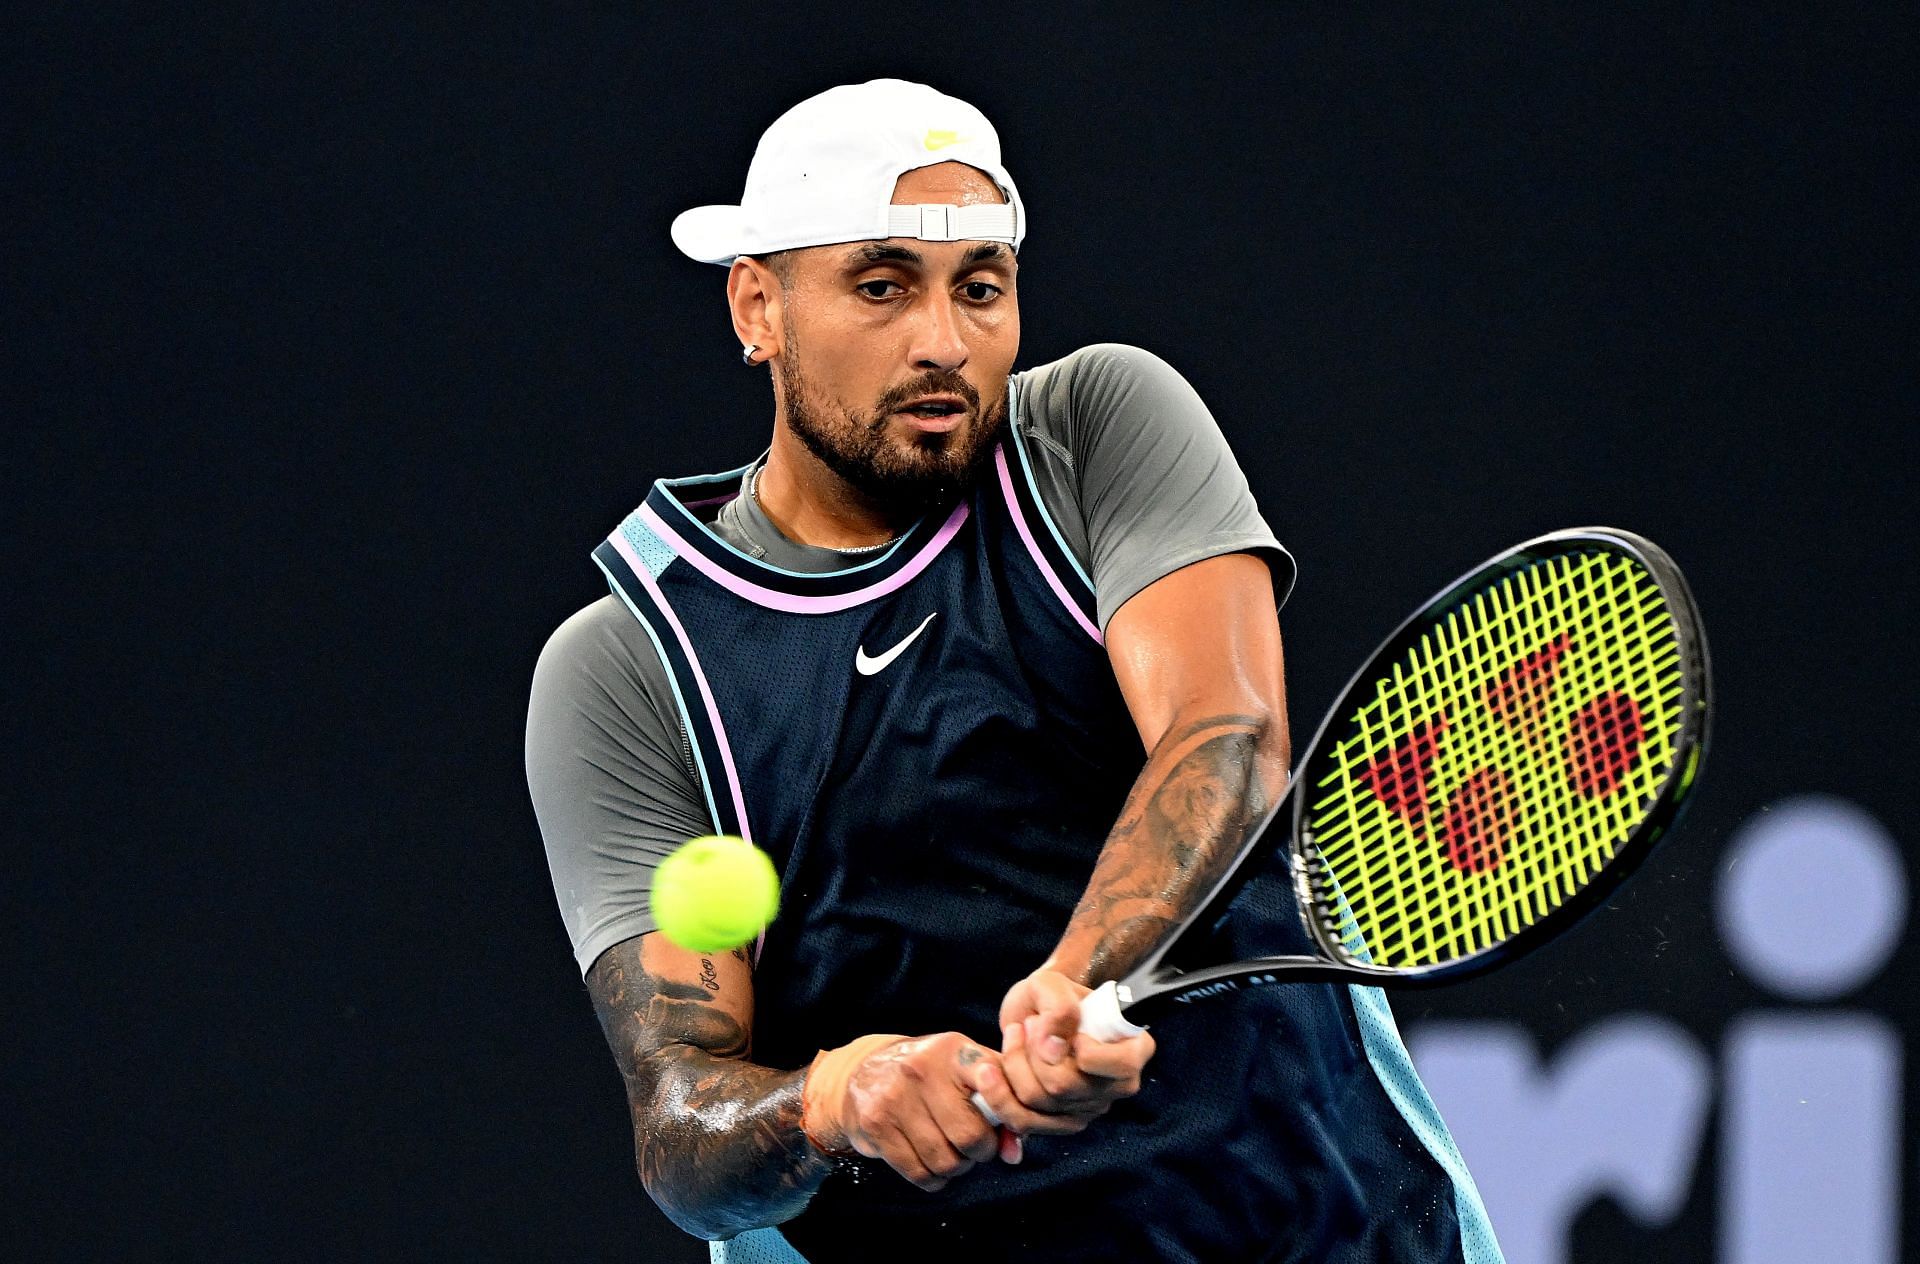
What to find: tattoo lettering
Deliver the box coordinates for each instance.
[588,938,832,1240]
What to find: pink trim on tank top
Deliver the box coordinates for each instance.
[994,447,1103,645]
[636,500,970,614]
[607,531,755,845]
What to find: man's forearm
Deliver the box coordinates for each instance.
[636,1047,836,1239]
[1047,711,1288,985]
[590,941,835,1241]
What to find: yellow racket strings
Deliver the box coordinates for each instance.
[1304,551,1685,969]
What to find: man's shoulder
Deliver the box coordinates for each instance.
[1016,344,1196,449]
[531,594,674,723]
[530,592,696,775]
[537,594,642,676]
[1017,342,1182,404]
[1019,345,1218,470]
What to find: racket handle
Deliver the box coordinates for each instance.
[968,982,1149,1125]
[1078,980,1148,1042]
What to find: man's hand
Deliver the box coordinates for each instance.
[803,1032,1007,1192]
[979,968,1156,1128]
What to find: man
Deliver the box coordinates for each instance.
[527,79,1501,1263]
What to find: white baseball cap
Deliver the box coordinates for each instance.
[670,79,1025,266]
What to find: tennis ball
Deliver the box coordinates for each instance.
[650,834,780,953]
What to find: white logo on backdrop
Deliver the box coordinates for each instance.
[1410,795,1907,1264]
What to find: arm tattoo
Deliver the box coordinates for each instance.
[1055,712,1284,984]
[587,939,835,1240]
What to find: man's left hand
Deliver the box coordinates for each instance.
[991,967,1155,1119]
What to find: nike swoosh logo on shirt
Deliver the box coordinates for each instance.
[855,612,939,676]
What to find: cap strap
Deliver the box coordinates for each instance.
[883,203,1019,244]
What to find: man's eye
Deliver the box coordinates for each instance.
[857,280,902,299]
[961,281,1002,302]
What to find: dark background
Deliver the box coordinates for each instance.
[12,4,1914,1260]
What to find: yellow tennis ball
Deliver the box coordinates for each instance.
[650,834,780,953]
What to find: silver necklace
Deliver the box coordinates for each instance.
[749,467,893,555]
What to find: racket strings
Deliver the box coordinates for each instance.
[1303,549,1686,970]
[1427,555,1675,956]
[1385,555,1673,958]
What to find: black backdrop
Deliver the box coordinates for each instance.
[13,5,1915,1261]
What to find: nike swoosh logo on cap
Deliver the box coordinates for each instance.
[923,130,970,151]
[855,612,939,676]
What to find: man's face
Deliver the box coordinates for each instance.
[770,162,1020,512]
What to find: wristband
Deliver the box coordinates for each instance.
[799,1033,909,1156]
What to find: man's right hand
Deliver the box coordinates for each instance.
[802,1032,1009,1191]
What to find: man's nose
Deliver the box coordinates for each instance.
[907,295,970,372]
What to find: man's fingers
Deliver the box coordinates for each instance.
[998,1040,1114,1120]
[1019,975,1084,1062]
[1069,1029,1157,1085]
[1016,1018,1114,1105]
[891,1096,976,1188]
[872,1121,945,1191]
[995,1016,1153,1117]
[1003,1016,1093,1106]
[928,1070,1001,1164]
[970,1057,1093,1137]
[1029,1042,1106,1102]
[996,1027,1061,1112]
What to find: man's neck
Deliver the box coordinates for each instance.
[754,423,907,551]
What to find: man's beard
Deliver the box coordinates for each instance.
[777,352,1006,518]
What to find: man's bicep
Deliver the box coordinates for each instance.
[1105,552,1289,759]
[587,933,757,1086]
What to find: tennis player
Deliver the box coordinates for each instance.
[527,79,1502,1263]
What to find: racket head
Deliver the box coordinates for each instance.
[1289,527,1710,984]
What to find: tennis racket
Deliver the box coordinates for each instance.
[1047,526,1709,1044]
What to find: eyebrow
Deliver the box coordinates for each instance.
[847,243,923,268]
[841,241,1013,272]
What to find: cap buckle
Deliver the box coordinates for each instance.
[918,205,955,241]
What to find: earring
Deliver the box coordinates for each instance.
[741,344,761,365]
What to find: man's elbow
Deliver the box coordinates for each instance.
[1257,706,1290,769]
[1238,703,1291,800]
[636,1133,802,1243]
[638,1148,740,1242]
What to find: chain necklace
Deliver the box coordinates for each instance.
[748,466,894,555]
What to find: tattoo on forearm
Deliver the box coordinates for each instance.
[588,940,833,1240]
[1059,712,1284,983]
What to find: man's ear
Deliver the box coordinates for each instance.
[727,257,784,362]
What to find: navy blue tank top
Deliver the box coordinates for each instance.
[594,418,1494,1262]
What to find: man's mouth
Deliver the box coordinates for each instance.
[896,396,968,417]
[893,395,970,432]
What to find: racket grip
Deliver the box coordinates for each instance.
[1078,980,1148,1042]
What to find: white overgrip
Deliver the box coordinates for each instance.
[1077,979,1148,1042]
